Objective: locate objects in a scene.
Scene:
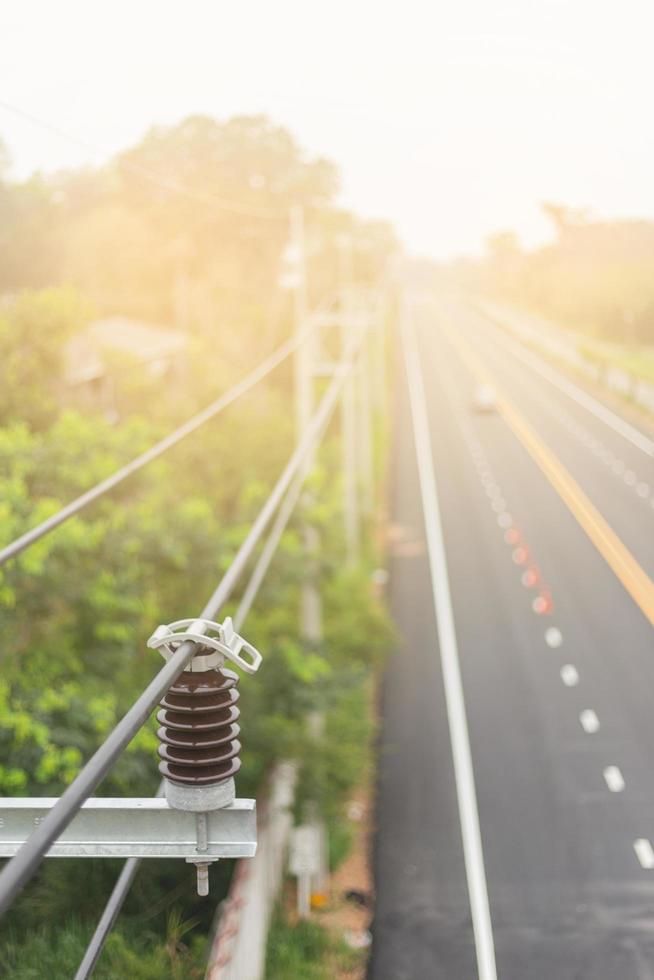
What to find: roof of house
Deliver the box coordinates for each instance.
[65,317,187,385]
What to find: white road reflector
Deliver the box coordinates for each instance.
[603,766,625,792]
[560,664,579,687]
[580,709,600,734]
[545,627,563,648]
[634,838,654,869]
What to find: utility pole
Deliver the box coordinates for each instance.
[338,235,360,565]
[291,205,322,646]
[358,310,374,520]
[290,206,328,912]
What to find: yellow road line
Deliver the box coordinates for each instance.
[445,325,654,628]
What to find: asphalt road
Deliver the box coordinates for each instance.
[370,289,654,980]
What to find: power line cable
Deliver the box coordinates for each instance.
[71,347,335,978]
[75,465,306,979]
[0,324,316,566]
[0,327,365,917]
[0,99,289,220]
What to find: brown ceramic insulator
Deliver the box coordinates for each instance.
[156,668,241,786]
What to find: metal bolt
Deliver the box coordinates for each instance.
[196,863,210,897]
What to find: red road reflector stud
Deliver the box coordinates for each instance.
[512,546,529,566]
[532,591,553,615]
[521,566,540,588]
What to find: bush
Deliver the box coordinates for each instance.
[265,904,362,980]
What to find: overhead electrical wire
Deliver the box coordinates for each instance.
[0,327,366,918]
[0,99,290,220]
[0,323,318,566]
[75,466,307,980]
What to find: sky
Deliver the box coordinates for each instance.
[1,0,654,258]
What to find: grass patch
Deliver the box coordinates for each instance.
[265,903,362,980]
[579,341,654,385]
[0,912,206,980]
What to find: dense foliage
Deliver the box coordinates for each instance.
[464,203,654,344]
[0,116,394,975]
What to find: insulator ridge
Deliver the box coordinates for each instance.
[157,668,241,786]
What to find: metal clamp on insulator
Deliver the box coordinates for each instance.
[147,617,263,674]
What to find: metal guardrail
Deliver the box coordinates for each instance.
[205,763,297,980]
[477,298,654,424]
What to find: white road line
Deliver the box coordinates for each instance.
[580,709,600,733]
[479,315,654,458]
[560,664,579,687]
[603,766,625,792]
[401,304,498,980]
[634,839,654,869]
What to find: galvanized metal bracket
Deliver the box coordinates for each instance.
[0,797,256,861]
[147,616,262,674]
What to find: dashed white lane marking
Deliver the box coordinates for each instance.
[402,306,498,980]
[562,409,651,504]
[580,709,600,733]
[560,664,579,687]
[545,627,563,648]
[634,839,654,869]
[603,766,625,792]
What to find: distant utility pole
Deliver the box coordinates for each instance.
[337,235,360,565]
[290,204,329,913]
[291,205,322,646]
[358,307,374,520]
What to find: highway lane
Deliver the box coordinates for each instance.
[370,313,479,979]
[371,290,654,979]
[439,295,654,583]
